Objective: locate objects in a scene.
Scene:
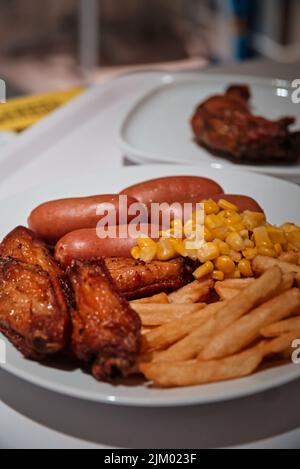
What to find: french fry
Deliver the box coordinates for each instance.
[261,316,300,338]
[141,302,222,352]
[131,293,169,304]
[199,289,300,361]
[215,285,240,301]
[140,332,300,388]
[168,279,214,304]
[216,278,255,290]
[279,251,300,265]
[152,267,283,361]
[132,303,206,327]
[253,256,300,276]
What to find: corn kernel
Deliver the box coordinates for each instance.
[286,231,300,250]
[242,211,266,230]
[140,245,157,263]
[226,232,245,251]
[215,256,235,274]
[266,226,286,245]
[212,270,225,281]
[210,225,228,241]
[203,199,220,215]
[131,246,141,260]
[227,269,242,279]
[229,250,242,263]
[257,246,277,258]
[238,259,253,277]
[205,214,222,231]
[253,226,273,247]
[224,214,242,227]
[137,238,157,249]
[281,223,298,233]
[169,239,187,257]
[156,239,177,261]
[193,261,214,279]
[218,199,239,212]
[233,223,246,233]
[274,243,282,256]
[240,229,249,239]
[242,247,258,260]
[218,241,231,255]
[204,226,213,242]
[244,239,255,248]
[198,242,220,263]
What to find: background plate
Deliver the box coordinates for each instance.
[1,164,300,407]
[119,74,300,183]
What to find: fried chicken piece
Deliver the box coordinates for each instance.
[191,84,300,164]
[0,258,69,359]
[69,260,141,381]
[0,226,70,309]
[104,257,193,300]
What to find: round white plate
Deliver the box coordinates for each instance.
[119,74,300,183]
[1,164,300,407]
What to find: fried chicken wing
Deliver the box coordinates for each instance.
[0,258,69,359]
[191,85,300,164]
[69,260,141,381]
[0,226,70,309]
[104,257,192,299]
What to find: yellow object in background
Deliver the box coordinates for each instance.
[0,87,84,132]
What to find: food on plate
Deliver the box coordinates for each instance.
[1,174,300,390]
[0,258,69,359]
[104,257,192,300]
[134,197,300,282]
[70,259,141,381]
[28,194,139,245]
[140,332,300,388]
[120,176,224,207]
[191,85,300,164]
[55,224,159,268]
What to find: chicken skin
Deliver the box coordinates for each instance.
[0,227,69,358]
[191,85,300,164]
[0,258,69,359]
[104,257,192,299]
[69,260,141,382]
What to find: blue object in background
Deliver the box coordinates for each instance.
[229,0,253,60]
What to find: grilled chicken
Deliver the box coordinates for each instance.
[0,258,69,359]
[191,85,300,164]
[0,227,69,358]
[104,257,192,299]
[69,260,141,381]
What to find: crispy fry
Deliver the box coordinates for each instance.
[168,279,214,304]
[253,256,300,276]
[216,278,255,290]
[140,332,300,387]
[215,285,240,301]
[261,316,300,338]
[132,303,206,327]
[131,293,169,304]
[279,251,300,265]
[141,302,222,352]
[199,289,300,361]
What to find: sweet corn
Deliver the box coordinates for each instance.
[229,250,242,263]
[238,259,253,277]
[274,243,282,256]
[215,256,236,274]
[242,247,258,260]
[257,246,277,258]
[242,211,266,230]
[218,241,231,256]
[193,261,214,279]
[198,242,220,263]
[156,239,177,261]
[210,225,228,241]
[137,238,157,249]
[226,232,245,251]
[204,226,213,242]
[131,246,141,260]
[203,199,220,215]
[169,238,187,257]
[140,245,157,263]
[218,199,239,212]
[228,269,242,279]
[286,230,300,250]
[253,226,273,247]
[266,226,286,245]
[205,214,222,231]
[212,270,225,281]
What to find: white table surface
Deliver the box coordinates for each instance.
[1,60,300,449]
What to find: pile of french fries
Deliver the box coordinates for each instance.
[130,254,300,388]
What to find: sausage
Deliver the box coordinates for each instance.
[55,224,159,268]
[28,195,139,245]
[120,176,224,207]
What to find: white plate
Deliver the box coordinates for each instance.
[119,74,300,183]
[1,164,300,407]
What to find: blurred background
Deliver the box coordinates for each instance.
[0,0,300,95]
